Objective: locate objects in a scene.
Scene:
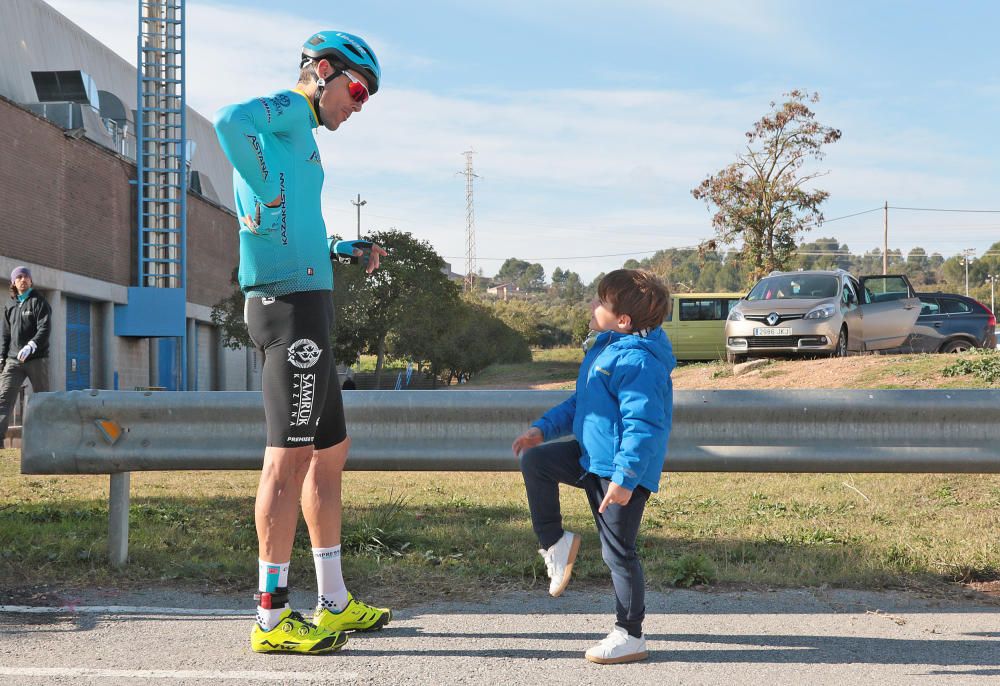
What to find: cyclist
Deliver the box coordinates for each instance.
[214,30,391,655]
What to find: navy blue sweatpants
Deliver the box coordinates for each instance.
[519,439,650,637]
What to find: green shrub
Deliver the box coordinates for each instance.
[943,350,1000,383]
[666,553,717,587]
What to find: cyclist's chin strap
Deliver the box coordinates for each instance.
[312,86,326,128]
[311,60,342,129]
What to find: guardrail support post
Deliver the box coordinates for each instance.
[108,472,130,568]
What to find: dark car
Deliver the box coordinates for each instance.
[901,293,997,353]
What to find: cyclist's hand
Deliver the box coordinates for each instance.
[332,240,388,274]
[355,242,387,273]
[240,197,282,235]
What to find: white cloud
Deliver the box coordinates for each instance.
[42,0,1000,281]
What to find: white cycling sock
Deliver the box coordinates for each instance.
[256,559,289,631]
[313,545,349,612]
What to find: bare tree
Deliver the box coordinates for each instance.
[692,90,841,282]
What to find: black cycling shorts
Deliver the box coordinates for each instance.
[245,289,347,449]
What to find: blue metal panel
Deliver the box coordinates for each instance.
[157,338,179,390]
[114,287,186,337]
[65,297,91,390]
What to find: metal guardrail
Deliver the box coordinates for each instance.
[22,388,1000,473]
[20,388,1000,566]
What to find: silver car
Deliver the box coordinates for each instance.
[724,269,920,364]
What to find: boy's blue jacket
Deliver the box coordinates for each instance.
[531,327,675,493]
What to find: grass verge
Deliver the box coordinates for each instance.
[465,347,583,389]
[4,449,999,603]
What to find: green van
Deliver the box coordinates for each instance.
[662,292,744,361]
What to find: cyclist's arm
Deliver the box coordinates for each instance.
[213,95,295,204]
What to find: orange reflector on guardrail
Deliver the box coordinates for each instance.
[95,419,123,445]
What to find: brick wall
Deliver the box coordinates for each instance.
[0,96,237,308]
[115,336,150,390]
[188,195,239,308]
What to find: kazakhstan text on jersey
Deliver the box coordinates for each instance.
[214,89,336,298]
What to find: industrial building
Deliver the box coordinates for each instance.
[0,0,258,403]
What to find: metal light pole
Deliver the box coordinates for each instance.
[988,274,997,313]
[963,248,976,296]
[352,193,366,240]
[882,201,888,275]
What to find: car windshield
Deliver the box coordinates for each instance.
[746,275,839,301]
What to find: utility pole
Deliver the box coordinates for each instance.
[352,193,366,240]
[882,201,888,275]
[987,274,997,313]
[460,150,479,292]
[963,248,976,296]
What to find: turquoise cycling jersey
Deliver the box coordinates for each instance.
[213,89,335,298]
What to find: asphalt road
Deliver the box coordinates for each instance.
[2,586,999,685]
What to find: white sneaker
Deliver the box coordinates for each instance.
[539,530,581,597]
[585,626,649,664]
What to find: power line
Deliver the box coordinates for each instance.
[444,250,664,262]
[447,244,1000,263]
[327,202,1000,240]
[821,207,883,223]
[889,206,1000,214]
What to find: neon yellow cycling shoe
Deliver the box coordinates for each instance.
[313,592,392,633]
[251,608,348,654]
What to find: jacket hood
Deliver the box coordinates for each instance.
[601,327,676,373]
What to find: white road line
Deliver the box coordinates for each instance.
[0,667,357,681]
[0,605,246,616]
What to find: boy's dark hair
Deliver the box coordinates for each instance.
[597,269,671,330]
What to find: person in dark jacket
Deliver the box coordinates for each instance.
[512,269,675,665]
[0,266,51,439]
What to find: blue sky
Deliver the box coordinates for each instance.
[48,0,1000,282]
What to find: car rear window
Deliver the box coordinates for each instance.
[679,299,728,321]
[940,298,973,314]
[919,298,941,315]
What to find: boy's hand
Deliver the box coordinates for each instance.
[598,482,633,513]
[512,427,543,457]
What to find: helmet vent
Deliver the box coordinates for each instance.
[343,44,366,60]
[308,35,325,46]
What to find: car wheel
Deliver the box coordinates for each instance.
[833,327,848,358]
[727,352,746,364]
[940,339,972,353]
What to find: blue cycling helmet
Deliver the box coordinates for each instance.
[301,31,380,95]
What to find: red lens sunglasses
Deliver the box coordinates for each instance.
[341,71,370,104]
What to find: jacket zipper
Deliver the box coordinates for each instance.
[586,332,612,384]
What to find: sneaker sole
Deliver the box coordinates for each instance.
[549,533,581,598]
[585,650,649,665]
[252,632,349,655]
[318,609,392,633]
[349,609,392,633]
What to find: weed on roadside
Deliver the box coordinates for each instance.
[341,491,412,559]
[943,349,1000,384]
[666,553,717,587]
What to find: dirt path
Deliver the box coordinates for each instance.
[474,354,981,391]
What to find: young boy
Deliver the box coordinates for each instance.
[512,269,675,665]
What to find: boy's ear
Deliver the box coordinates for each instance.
[617,313,632,331]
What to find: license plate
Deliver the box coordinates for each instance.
[753,327,791,336]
